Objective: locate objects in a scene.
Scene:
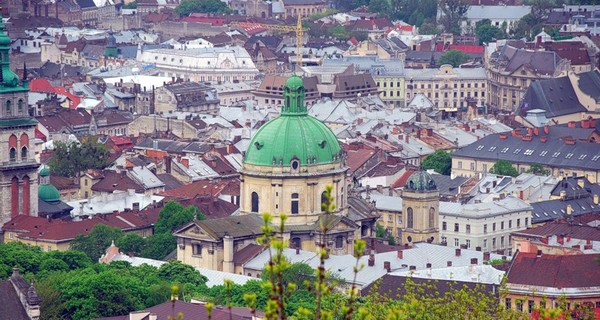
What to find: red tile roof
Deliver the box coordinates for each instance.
[181,15,226,26]
[161,180,229,199]
[30,78,81,108]
[507,252,600,288]
[391,169,416,189]
[233,243,264,265]
[2,213,154,243]
[91,170,144,193]
[343,144,378,176]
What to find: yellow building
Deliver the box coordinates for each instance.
[399,171,439,245]
[175,75,380,272]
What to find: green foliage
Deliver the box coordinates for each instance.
[439,0,470,34]
[154,201,203,235]
[375,222,386,238]
[475,19,506,44]
[328,25,350,41]
[70,224,123,262]
[48,136,110,178]
[141,233,177,260]
[387,234,396,246]
[175,0,231,17]
[419,21,441,35]
[122,0,136,9]
[439,50,470,67]
[490,160,519,177]
[526,163,550,175]
[116,233,147,256]
[158,260,208,288]
[422,150,452,175]
[369,0,392,17]
[0,241,44,277]
[306,9,338,22]
[391,0,438,26]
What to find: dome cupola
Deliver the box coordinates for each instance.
[404,170,437,192]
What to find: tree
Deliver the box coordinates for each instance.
[489,160,519,177]
[438,0,470,34]
[154,201,203,235]
[141,233,177,260]
[70,224,123,261]
[368,0,391,17]
[422,150,452,175]
[48,137,110,178]
[475,19,505,44]
[327,25,350,41]
[175,0,231,17]
[375,223,386,238]
[116,233,147,257]
[526,163,550,175]
[158,260,208,288]
[419,21,441,35]
[438,49,470,67]
[387,234,396,245]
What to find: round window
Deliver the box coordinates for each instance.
[291,160,299,170]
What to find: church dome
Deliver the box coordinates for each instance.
[244,75,342,167]
[404,170,437,192]
[38,184,61,202]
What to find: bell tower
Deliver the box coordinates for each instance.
[0,11,39,228]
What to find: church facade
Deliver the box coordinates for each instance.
[175,75,379,273]
[0,15,39,229]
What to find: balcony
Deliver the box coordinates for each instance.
[0,159,40,171]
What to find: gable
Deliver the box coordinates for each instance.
[175,222,219,241]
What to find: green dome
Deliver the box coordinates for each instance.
[405,170,437,192]
[244,75,342,167]
[245,115,342,166]
[38,184,61,202]
[39,167,51,177]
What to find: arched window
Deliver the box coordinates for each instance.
[17,99,24,114]
[251,192,259,213]
[292,237,301,249]
[20,133,29,148]
[429,207,436,228]
[321,191,328,212]
[9,148,16,162]
[21,146,27,160]
[291,193,299,214]
[22,176,30,215]
[406,207,414,229]
[5,100,11,116]
[11,177,19,217]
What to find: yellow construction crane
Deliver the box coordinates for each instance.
[230,15,306,68]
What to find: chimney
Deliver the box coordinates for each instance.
[577,179,584,188]
[368,254,375,267]
[296,247,300,255]
[181,157,189,168]
[499,133,508,139]
[409,265,416,270]
[533,127,539,136]
[455,248,461,256]
[384,261,391,272]
[470,258,478,265]
[483,252,490,262]
[540,237,549,244]
[544,124,549,134]
[581,119,590,128]
[568,121,576,128]
[447,261,452,267]
[594,194,599,205]
[519,190,524,200]
[11,267,19,277]
[557,236,564,245]
[397,250,403,259]
[540,137,547,143]
[567,205,573,215]
[536,250,542,257]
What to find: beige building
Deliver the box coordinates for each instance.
[344,39,407,61]
[154,82,219,115]
[485,43,570,112]
[405,65,487,114]
[400,171,439,245]
[175,75,379,272]
[283,0,328,18]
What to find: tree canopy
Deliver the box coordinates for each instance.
[422,150,452,175]
[175,0,231,17]
[490,160,519,177]
[439,50,470,67]
[70,224,123,261]
[48,136,109,178]
[438,0,470,34]
[475,19,506,44]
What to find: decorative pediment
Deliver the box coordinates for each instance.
[174,221,218,241]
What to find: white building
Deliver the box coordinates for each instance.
[439,197,532,254]
[137,46,259,83]
[462,6,532,35]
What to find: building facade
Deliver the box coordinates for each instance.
[154,82,219,114]
[405,65,487,114]
[439,197,532,254]
[400,171,440,245]
[0,16,40,229]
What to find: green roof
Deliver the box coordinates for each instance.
[405,170,437,192]
[0,118,39,128]
[38,184,61,202]
[244,75,342,167]
[39,167,51,177]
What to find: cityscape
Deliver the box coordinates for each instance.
[0,0,600,318]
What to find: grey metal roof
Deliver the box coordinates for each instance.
[521,76,586,118]
[452,132,600,171]
[530,196,600,223]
